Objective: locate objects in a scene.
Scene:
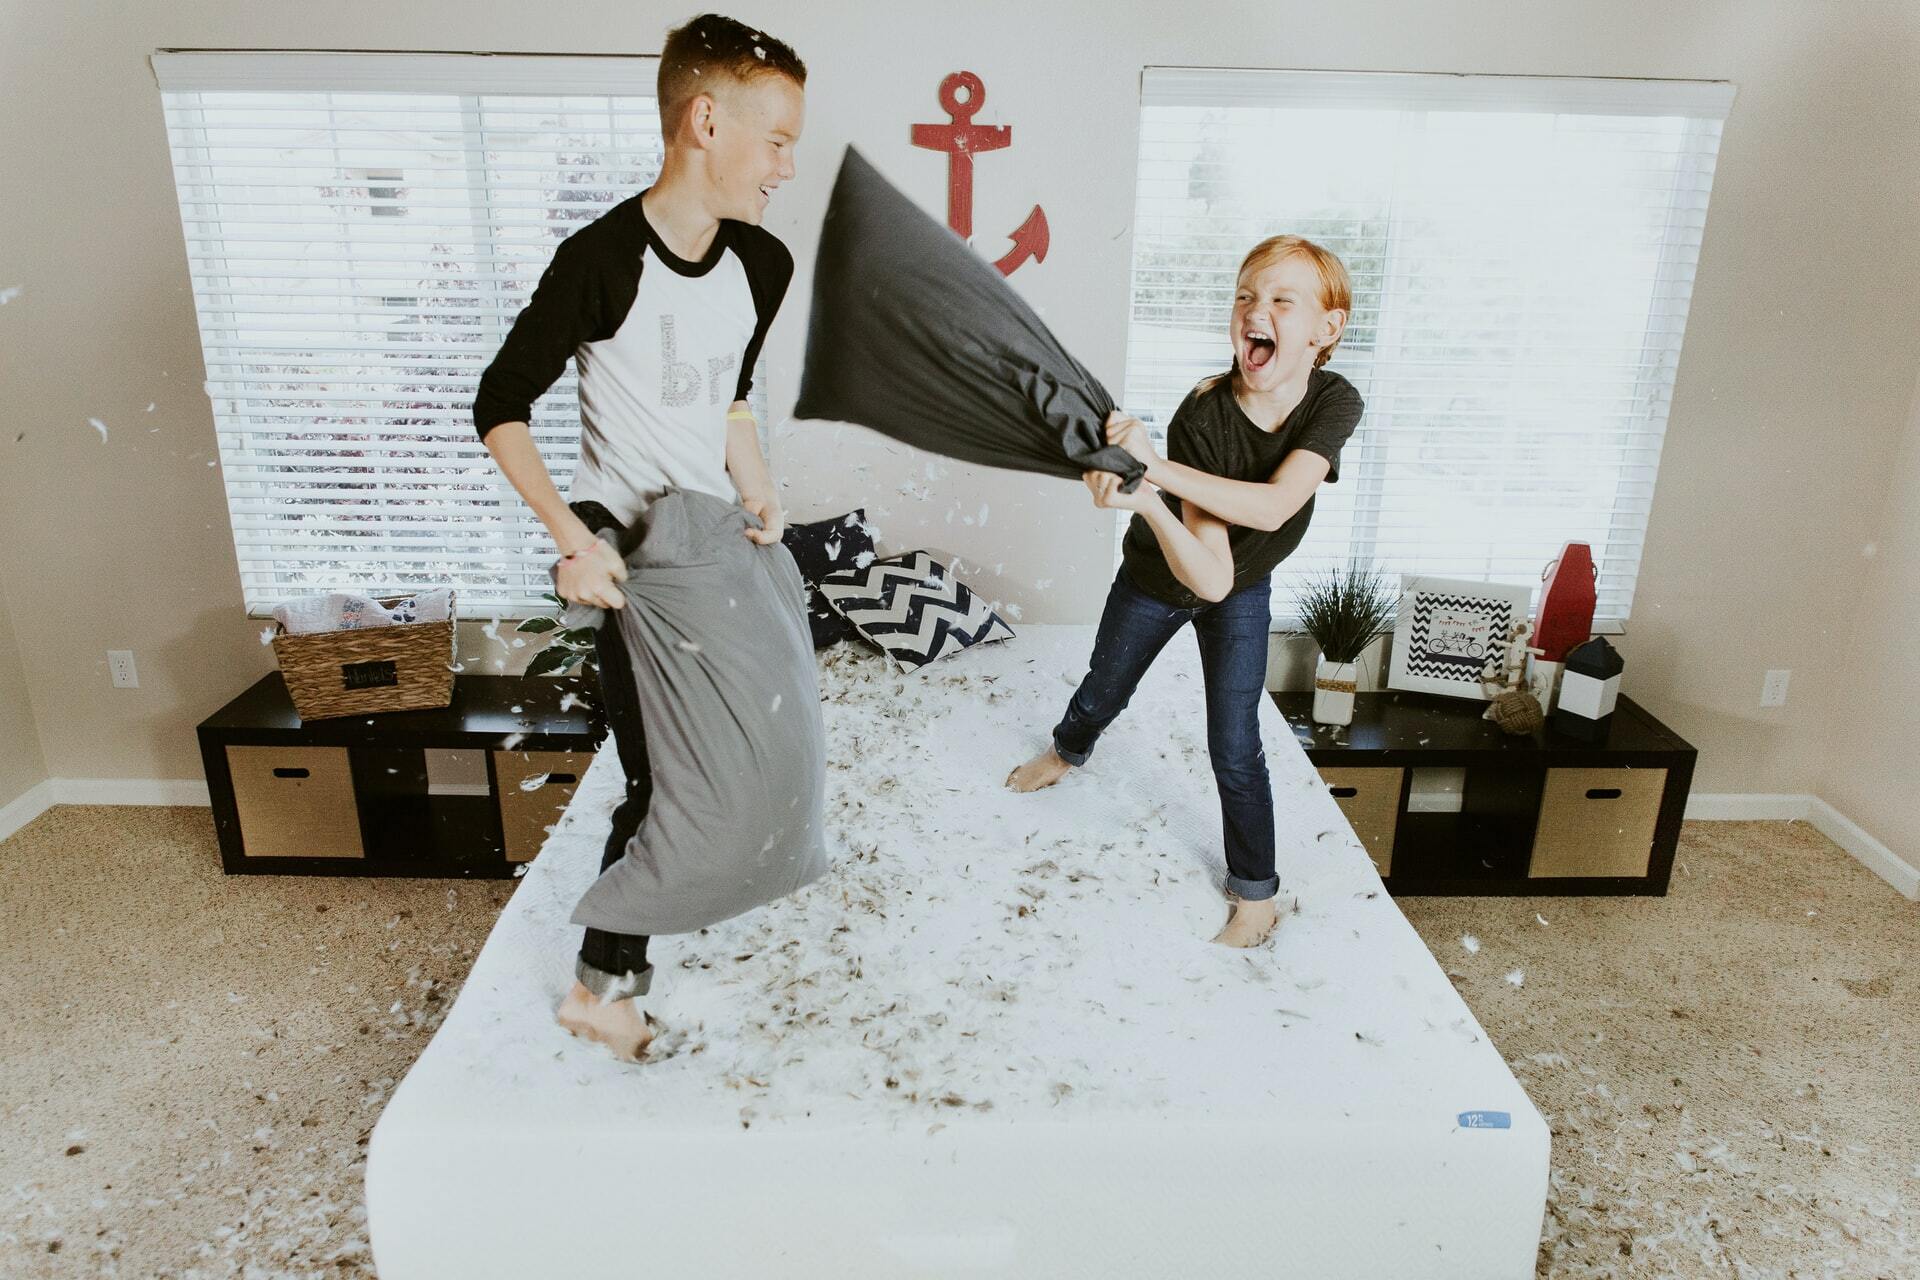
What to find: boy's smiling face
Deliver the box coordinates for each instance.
[1232,254,1344,390]
[700,73,804,225]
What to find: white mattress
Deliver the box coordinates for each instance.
[368,625,1548,1278]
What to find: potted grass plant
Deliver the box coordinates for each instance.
[1296,565,1398,726]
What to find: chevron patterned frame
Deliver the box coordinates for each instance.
[816,551,1015,672]
[1385,574,1536,701]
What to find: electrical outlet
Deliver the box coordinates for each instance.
[1761,668,1790,708]
[108,649,138,688]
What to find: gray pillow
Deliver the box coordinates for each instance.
[559,489,828,936]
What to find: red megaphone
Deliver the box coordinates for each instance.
[1535,542,1597,663]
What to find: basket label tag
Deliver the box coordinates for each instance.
[341,660,399,690]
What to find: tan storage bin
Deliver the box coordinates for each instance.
[1529,766,1667,878]
[226,745,364,859]
[269,592,456,722]
[495,750,593,862]
[1318,767,1403,876]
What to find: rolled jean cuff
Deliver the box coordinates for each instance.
[575,955,654,1001]
[1224,873,1280,902]
[1050,731,1092,768]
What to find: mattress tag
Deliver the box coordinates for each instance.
[1457,1110,1512,1129]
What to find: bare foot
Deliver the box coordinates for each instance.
[1007,746,1073,793]
[555,980,654,1062]
[1212,896,1282,948]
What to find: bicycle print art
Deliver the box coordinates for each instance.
[1387,575,1538,701]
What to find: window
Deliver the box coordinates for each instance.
[155,51,766,619]
[1123,69,1734,629]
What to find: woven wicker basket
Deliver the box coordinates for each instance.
[270,593,456,721]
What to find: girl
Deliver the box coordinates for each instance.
[1007,235,1364,948]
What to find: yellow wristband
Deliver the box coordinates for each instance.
[726,409,757,421]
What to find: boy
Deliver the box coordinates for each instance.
[472,13,806,1060]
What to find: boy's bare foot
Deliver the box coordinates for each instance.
[556,980,654,1062]
[1007,746,1073,793]
[1212,896,1282,948]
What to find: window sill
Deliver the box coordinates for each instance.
[1270,617,1627,638]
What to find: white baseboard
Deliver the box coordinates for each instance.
[0,778,211,844]
[1683,793,1814,821]
[0,780,58,844]
[53,778,211,807]
[1686,792,1919,901]
[1806,797,1919,901]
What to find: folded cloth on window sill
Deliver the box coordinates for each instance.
[271,589,453,635]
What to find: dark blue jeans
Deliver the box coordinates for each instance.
[1052,566,1278,901]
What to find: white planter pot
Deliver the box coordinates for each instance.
[1313,657,1358,726]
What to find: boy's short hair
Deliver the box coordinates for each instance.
[1239,235,1354,369]
[658,14,806,138]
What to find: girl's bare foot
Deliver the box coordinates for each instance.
[1007,746,1073,793]
[555,980,654,1062]
[1212,896,1281,948]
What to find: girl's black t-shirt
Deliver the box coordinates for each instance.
[1120,367,1364,607]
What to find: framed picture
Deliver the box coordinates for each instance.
[1387,575,1535,701]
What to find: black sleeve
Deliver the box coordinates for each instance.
[1164,384,1218,474]
[1291,381,1364,483]
[472,234,610,440]
[731,227,795,403]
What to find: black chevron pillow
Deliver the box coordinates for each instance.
[816,551,1015,671]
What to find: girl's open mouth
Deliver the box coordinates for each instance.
[1243,334,1276,371]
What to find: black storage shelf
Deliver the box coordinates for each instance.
[1273,690,1697,896]
[196,671,604,878]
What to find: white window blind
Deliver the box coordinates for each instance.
[1124,69,1734,629]
[154,51,762,619]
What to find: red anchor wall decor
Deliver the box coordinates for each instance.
[910,71,1050,277]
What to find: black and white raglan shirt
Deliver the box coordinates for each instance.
[473,191,794,528]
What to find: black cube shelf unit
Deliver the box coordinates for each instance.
[197,672,605,878]
[1273,691,1697,895]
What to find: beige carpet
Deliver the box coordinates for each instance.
[1,806,1913,1278]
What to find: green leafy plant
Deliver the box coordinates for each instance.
[517,591,600,678]
[1296,565,1398,665]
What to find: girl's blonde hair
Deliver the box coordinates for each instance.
[1202,235,1353,395]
